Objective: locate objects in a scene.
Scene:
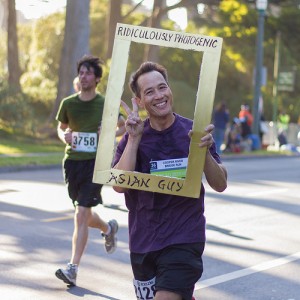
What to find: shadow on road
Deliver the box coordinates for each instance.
[67,285,120,299]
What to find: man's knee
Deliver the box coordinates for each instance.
[75,206,92,225]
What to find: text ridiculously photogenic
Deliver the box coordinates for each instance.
[117,26,218,48]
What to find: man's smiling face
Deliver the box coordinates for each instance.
[137,70,173,119]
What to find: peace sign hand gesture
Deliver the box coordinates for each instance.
[121,98,144,139]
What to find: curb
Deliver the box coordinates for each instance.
[0,164,61,173]
[0,154,298,173]
[220,153,299,161]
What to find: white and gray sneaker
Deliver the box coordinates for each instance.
[102,219,118,254]
[55,263,77,286]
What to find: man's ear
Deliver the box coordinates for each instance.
[136,97,144,109]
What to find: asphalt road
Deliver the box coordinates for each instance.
[0,156,299,300]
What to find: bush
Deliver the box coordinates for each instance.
[0,86,50,136]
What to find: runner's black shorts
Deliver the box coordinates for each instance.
[130,242,205,300]
[63,159,103,207]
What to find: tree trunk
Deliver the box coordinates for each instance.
[143,0,166,62]
[48,0,90,124]
[7,0,21,93]
[105,0,122,60]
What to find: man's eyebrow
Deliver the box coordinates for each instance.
[143,86,154,94]
[159,82,168,87]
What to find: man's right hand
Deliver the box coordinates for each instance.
[121,98,144,139]
[64,128,73,144]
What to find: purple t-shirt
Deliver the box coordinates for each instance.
[114,114,221,253]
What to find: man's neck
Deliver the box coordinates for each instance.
[79,90,97,101]
[150,113,175,131]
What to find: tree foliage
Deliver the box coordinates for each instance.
[0,0,299,137]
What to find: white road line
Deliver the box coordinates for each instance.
[195,251,300,290]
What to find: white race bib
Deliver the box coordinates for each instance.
[71,132,97,152]
[150,157,188,178]
[133,277,155,300]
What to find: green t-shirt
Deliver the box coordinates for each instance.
[56,93,105,160]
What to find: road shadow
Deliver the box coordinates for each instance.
[205,189,300,218]
[206,224,252,240]
[67,285,120,299]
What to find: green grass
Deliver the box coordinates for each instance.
[0,134,64,168]
[0,154,63,168]
[0,137,63,154]
[0,131,295,169]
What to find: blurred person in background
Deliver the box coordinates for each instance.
[212,101,230,154]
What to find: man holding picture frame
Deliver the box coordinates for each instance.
[113,61,227,300]
[93,23,227,299]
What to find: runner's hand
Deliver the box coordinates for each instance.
[121,98,144,138]
[199,124,215,148]
[188,124,215,148]
[64,128,72,144]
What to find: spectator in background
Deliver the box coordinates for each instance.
[73,76,81,93]
[238,104,255,150]
[212,101,230,154]
[277,110,290,147]
[278,109,290,133]
[239,104,253,128]
[225,118,242,153]
[259,114,268,147]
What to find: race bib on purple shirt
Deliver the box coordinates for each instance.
[150,157,187,178]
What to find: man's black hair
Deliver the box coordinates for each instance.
[77,54,104,79]
[129,61,169,98]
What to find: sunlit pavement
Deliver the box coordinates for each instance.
[1,157,300,299]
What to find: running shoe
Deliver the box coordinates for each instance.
[55,263,77,286]
[102,219,118,254]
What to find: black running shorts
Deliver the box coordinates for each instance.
[130,242,205,300]
[63,159,103,207]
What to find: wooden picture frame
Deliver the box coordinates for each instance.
[93,23,223,198]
